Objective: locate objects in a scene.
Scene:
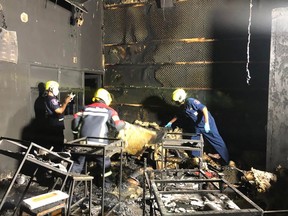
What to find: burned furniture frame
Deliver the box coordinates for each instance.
[64,136,124,216]
[65,172,94,215]
[0,137,74,213]
[160,132,204,170]
[145,168,264,216]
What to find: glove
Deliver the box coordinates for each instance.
[69,92,76,101]
[124,121,131,129]
[204,123,210,133]
[165,122,172,128]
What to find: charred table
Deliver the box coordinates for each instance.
[146,168,263,216]
[64,137,124,216]
[160,132,204,170]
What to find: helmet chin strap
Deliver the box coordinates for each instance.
[178,95,186,103]
[175,100,185,105]
[49,87,59,96]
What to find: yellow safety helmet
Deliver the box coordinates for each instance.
[172,88,187,103]
[45,80,59,91]
[92,88,112,105]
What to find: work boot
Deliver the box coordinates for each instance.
[104,175,115,191]
[94,173,114,191]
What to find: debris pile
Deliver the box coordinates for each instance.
[0,121,287,215]
[241,167,277,193]
[117,121,157,156]
[160,192,241,213]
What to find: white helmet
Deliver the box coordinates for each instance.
[172,89,187,103]
[92,88,112,105]
[45,80,59,96]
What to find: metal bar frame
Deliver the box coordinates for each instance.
[64,136,124,216]
[161,133,204,171]
[148,174,263,216]
[0,138,74,212]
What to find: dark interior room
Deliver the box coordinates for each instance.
[0,0,288,215]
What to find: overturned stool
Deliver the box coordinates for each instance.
[67,173,94,215]
[20,190,68,216]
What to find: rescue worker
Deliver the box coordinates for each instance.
[44,80,75,152]
[165,88,229,164]
[71,88,126,184]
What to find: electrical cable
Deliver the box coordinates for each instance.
[246,0,253,85]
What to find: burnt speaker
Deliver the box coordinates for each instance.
[160,0,174,8]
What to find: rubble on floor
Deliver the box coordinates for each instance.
[2,154,285,215]
[0,123,288,215]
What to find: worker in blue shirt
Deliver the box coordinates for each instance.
[43,81,75,152]
[165,88,229,165]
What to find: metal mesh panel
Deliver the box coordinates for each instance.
[150,0,214,39]
[104,65,163,87]
[104,0,251,42]
[104,64,212,88]
[104,0,256,90]
[104,6,149,44]
[104,1,221,44]
[105,39,248,65]
[104,7,127,44]
[105,62,268,89]
[144,41,213,63]
[156,64,212,88]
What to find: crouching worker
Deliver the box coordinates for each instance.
[71,88,126,188]
[165,89,229,165]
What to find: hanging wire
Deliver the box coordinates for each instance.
[0,3,7,29]
[162,0,166,21]
[246,0,253,85]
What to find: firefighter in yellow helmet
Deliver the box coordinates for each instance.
[45,81,60,96]
[92,88,112,105]
[165,88,229,165]
[43,80,75,152]
[172,88,187,104]
[71,88,126,187]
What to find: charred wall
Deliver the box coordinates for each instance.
[0,0,103,179]
[103,0,288,169]
[267,7,288,171]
